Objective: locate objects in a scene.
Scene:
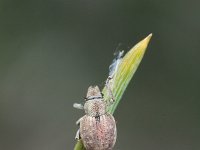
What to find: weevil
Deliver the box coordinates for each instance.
[73,51,124,150]
[74,85,116,150]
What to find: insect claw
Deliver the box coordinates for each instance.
[111,97,115,103]
[75,129,81,140]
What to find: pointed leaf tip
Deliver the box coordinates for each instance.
[104,34,153,114]
[144,33,152,44]
[134,33,152,53]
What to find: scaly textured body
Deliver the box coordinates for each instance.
[80,113,116,150]
[75,86,117,150]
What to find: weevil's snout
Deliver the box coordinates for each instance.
[87,86,101,97]
[85,86,103,101]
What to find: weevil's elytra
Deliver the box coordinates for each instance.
[80,113,116,150]
[77,86,117,150]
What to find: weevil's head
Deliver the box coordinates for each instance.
[84,86,106,116]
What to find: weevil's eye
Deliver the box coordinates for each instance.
[84,97,88,101]
[85,95,103,101]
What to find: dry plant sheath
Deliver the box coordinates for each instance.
[74,34,152,150]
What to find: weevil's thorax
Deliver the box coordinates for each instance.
[84,99,106,117]
[84,86,106,117]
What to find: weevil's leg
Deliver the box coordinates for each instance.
[75,129,81,140]
[73,103,84,110]
[105,76,115,104]
[76,117,83,126]
[75,117,83,139]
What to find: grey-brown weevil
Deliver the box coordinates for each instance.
[74,86,117,150]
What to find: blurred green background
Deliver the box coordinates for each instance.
[0,0,199,150]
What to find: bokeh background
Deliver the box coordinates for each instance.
[0,0,199,150]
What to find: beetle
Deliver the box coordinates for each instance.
[74,86,117,150]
